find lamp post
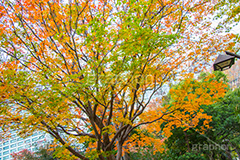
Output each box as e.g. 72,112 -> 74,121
213,51 -> 240,71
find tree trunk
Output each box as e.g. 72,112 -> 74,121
123,153 -> 130,160
116,142 -> 123,160
122,145 -> 130,160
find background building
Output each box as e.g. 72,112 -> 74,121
0,131 -> 48,160
224,59 -> 240,89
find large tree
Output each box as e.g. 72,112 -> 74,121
0,0 -> 237,159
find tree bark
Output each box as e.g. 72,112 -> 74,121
116,142 -> 123,160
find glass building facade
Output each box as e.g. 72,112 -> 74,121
0,131 -> 47,160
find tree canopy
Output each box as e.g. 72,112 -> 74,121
160,73 -> 240,160
0,0 -> 237,159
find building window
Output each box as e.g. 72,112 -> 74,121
32,132 -> 38,137
25,144 -> 30,148
3,146 -> 9,150
3,156 -> 9,160
10,139 -> 16,143
32,137 -> 38,142
25,139 -> 30,143
18,141 -> 24,146
39,135 -> 45,139
3,141 -> 9,145
11,144 -> 16,148
10,149 -> 17,153
17,137 -> 23,141
18,146 -> 23,151
3,150 -> 9,155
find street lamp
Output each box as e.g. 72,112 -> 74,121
213,51 -> 240,71
225,51 -> 240,59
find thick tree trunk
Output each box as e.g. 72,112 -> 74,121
108,154 -> 116,160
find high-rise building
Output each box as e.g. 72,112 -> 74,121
0,131 -> 47,160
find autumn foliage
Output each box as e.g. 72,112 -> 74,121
135,73 -> 228,153
0,0 -> 237,159
11,149 -> 35,160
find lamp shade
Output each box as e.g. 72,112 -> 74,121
225,51 -> 240,59
213,54 -> 235,71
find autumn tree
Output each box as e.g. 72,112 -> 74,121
0,0 -> 237,159
12,148 -> 59,160
12,143 -> 62,160
214,0 -> 240,31
213,0 -> 240,53
129,72 -> 228,156
159,73 -> 240,160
